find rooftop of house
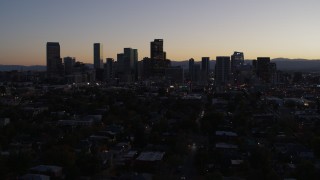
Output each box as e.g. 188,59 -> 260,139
136,151 -> 165,161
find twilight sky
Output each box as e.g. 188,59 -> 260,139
1,0 -> 320,65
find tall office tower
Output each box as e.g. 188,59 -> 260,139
142,57 -> 152,79
189,58 -> 195,81
133,49 -> 138,80
94,43 -> 103,69
201,57 -> 210,83
194,64 -> 201,83
46,42 -> 63,77
116,48 -> 138,82
124,48 -> 135,70
201,57 -> 210,73
151,39 -> 164,61
148,39 -> 170,80
269,62 -> 277,84
165,66 -> 184,83
105,58 -> 114,81
231,51 -> 244,72
256,57 -> 271,83
231,51 -> 244,83
63,57 -> 76,75
143,39 -> 170,79
215,56 -> 231,85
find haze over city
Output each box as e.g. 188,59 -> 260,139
1,0 -> 320,65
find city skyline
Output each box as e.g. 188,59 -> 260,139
1,0 -> 320,65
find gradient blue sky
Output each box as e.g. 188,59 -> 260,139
1,0 -> 320,65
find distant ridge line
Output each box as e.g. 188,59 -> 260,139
1,58 -> 320,71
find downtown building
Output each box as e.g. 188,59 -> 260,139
188,58 -> 202,85
189,58 -> 195,82
253,57 -> 277,84
165,66 -> 184,84
151,39 -> 166,61
231,51 -> 244,84
93,43 -> 104,69
116,48 -> 138,82
215,56 -> 231,86
104,58 -> 115,82
46,42 -> 64,78
201,57 -> 210,84
63,57 -> 76,75
94,43 -> 107,81
46,42 -> 95,84
142,39 -> 170,80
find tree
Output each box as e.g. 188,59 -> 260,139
6,151 -> 33,177
205,171 -> 223,180
311,136 -> 320,158
295,160 -> 316,180
200,112 -> 224,135
249,147 -> 271,171
42,145 -> 76,168
76,153 -> 102,176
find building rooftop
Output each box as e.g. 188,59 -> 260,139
20,174 -> 50,180
215,143 -> 238,149
29,165 -> 62,174
216,131 -> 238,137
136,151 -> 165,161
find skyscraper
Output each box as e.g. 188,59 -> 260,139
63,56 -> 75,75
151,39 -> 164,61
231,52 -> 244,72
215,56 -> 231,85
105,58 -> 114,81
94,43 -> 103,69
201,57 -> 210,73
269,62 -> 277,84
165,66 -> 184,83
133,49 -> 138,80
231,51 -> 244,83
189,58 -> 195,81
116,48 -> 138,82
124,48 -> 134,70
256,57 -> 271,83
46,42 -> 63,77
143,39 -> 170,79
201,57 -> 210,83
194,64 -> 201,83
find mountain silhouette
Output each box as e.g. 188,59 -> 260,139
1,58 -> 320,72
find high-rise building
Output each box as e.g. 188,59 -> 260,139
116,53 -> 125,78
116,48 -> 138,82
105,58 -> 114,81
124,48 -> 134,70
231,52 -> 244,72
141,57 -> 152,79
142,39 -> 170,79
165,66 -> 184,83
63,57 -> 75,75
215,56 -> 231,85
151,39 -> 165,61
189,58 -> 195,81
193,64 -> 201,84
256,57 -> 271,83
201,57 -> 210,83
46,42 -> 63,77
133,49 -> 138,80
269,62 -> 277,84
94,43 -> 103,69
231,51 -> 244,83
201,57 -> 210,74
